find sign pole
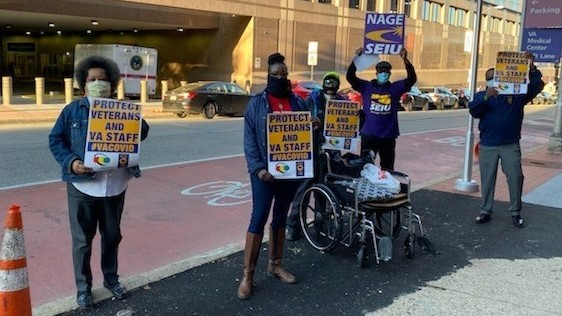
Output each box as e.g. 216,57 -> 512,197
547,56 -> 562,153
455,0 -> 483,192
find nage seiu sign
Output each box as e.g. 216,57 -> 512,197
84,97 -> 143,171
363,13 -> 405,55
267,112 -> 314,179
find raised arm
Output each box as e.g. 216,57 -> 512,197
400,48 -> 417,91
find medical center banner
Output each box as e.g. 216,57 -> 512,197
267,112 -> 314,179
323,100 -> 361,154
84,97 -> 142,171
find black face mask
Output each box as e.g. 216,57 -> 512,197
266,76 -> 291,98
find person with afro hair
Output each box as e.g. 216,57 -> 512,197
49,55 -> 149,309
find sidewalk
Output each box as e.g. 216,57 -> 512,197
0,97 -> 176,125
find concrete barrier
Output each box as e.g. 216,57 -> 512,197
2,76 -> 12,105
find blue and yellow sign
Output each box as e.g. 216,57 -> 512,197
323,100 -> 361,154
84,97 -> 142,171
267,112 -> 314,179
494,51 -> 530,95
364,13 -> 405,55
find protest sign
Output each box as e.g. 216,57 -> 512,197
84,97 -> 142,171
267,112 -> 314,179
493,51 -> 530,95
363,13 -> 405,55
323,100 -> 361,154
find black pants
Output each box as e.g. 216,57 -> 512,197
361,135 -> 396,171
67,183 -> 125,292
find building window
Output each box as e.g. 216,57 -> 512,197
422,1 -> 430,21
367,0 -> 376,12
447,7 -> 456,25
404,0 -> 412,17
448,6 -> 467,27
390,0 -> 398,12
456,9 -> 466,27
349,0 -> 360,9
318,0 -> 332,3
430,2 -> 441,22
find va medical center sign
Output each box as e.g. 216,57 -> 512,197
363,13 -> 405,55
520,0 -> 561,63
521,29 -> 561,62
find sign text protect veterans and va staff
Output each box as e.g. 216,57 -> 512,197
84,97 -> 142,171
494,51 -> 530,95
267,112 -> 314,179
323,100 -> 361,154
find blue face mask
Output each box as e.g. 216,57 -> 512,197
377,72 -> 390,84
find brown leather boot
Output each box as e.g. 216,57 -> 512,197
268,227 -> 297,284
237,232 -> 263,299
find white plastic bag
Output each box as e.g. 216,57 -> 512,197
360,163 -> 401,194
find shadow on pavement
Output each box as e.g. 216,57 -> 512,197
58,189 -> 562,316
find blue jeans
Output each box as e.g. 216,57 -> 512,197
247,173 -> 300,234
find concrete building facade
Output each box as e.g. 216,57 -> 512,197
0,0 -> 555,94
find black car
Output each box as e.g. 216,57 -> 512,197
400,86 -> 431,111
162,81 -> 253,119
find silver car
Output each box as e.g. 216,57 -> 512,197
419,86 -> 459,110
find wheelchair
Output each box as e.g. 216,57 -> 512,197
298,150 -> 434,268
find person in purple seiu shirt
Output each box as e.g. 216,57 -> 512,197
346,47 -> 417,170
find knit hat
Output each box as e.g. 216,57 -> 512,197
375,61 -> 392,72
323,71 -> 340,82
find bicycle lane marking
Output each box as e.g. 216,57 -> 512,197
180,181 -> 252,206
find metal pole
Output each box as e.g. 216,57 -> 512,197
455,0 -> 484,192
310,65 -> 314,81
547,56 -> 562,153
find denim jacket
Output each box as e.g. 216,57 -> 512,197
49,97 -> 149,182
243,91 -> 308,176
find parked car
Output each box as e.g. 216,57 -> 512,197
400,86 -> 431,111
292,80 -> 323,99
531,91 -> 558,104
338,87 -> 362,105
419,86 -> 459,110
162,81 -> 253,119
451,88 -> 470,108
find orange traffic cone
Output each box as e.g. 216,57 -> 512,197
0,204 -> 32,316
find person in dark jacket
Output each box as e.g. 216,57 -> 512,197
285,71 -> 347,241
346,47 -> 416,171
469,52 -> 544,228
49,56 -> 149,309
238,53 -> 308,300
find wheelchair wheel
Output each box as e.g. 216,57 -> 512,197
404,233 -> 416,259
299,184 -> 341,252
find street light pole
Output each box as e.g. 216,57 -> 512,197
455,2 -> 504,192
